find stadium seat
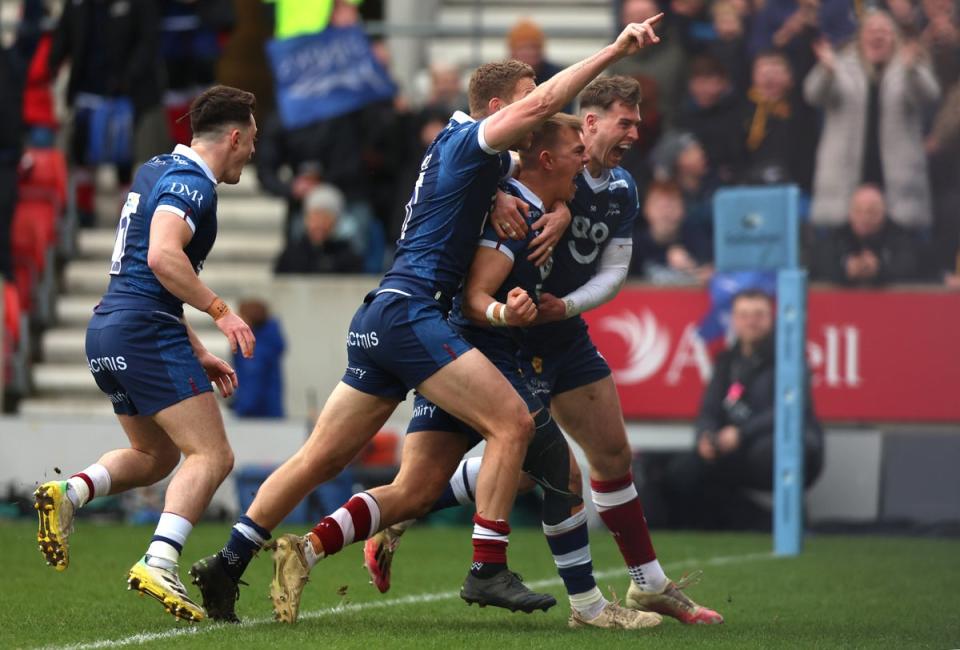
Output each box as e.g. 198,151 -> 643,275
11,199 -> 58,324
19,147 -> 68,210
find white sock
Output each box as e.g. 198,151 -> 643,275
570,587 -> 607,620
303,534 -> 324,569
66,463 -> 112,508
145,512 -> 193,570
450,457 -> 482,505
628,559 -> 668,592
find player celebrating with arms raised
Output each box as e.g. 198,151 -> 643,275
33,86 -> 258,621
191,16 -> 664,623
366,76 -> 724,626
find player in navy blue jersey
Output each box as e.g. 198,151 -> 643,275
364,76 -> 725,627
524,76 -> 723,625
258,116 -> 659,630
33,86 -> 258,622
193,16 -> 666,624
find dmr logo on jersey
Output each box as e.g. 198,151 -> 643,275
169,182 -> 203,206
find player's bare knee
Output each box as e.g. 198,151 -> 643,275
153,447 -> 182,481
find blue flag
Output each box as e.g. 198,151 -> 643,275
267,26 -> 397,130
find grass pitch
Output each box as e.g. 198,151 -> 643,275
1,521 -> 957,649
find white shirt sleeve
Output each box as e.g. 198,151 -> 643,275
561,238 -> 633,317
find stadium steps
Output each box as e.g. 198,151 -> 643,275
20,169 -> 285,415
427,0 -> 613,68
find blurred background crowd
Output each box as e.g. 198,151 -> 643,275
2,0 -> 958,288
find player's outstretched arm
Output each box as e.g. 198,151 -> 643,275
463,246 -> 536,327
147,210 -> 256,358
482,14 -> 663,153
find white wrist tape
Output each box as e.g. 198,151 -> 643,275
485,301 -> 508,326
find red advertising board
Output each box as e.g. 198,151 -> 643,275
583,286 -> 960,422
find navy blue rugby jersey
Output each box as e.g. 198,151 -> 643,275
379,111 -> 514,302
96,144 -> 218,316
528,166 -> 638,344
448,177 -> 552,348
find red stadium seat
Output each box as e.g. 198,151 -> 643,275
19,147 -> 68,211
3,282 -> 20,347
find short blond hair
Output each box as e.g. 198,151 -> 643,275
519,113 -> 583,168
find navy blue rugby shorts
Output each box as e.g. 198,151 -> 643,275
85,309 -> 211,416
341,289 -> 473,401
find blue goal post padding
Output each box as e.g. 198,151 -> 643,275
713,185 -> 806,556
714,185 -> 800,272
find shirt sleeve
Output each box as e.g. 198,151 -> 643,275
443,120 -> 501,178
154,171 -> 215,236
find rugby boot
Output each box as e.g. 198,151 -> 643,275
460,569 -> 557,613
625,571 -> 724,625
127,557 -> 205,621
268,534 -> 311,623
569,600 -> 663,630
189,554 -> 242,623
34,481 -> 75,571
363,524 -> 406,593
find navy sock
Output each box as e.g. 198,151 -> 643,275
428,484 -> 461,514
218,515 -> 270,582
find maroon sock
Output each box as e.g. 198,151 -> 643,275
471,514 -> 510,576
591,473 -> 657,566
309,493 -> 380,556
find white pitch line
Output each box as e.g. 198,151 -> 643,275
40,550 -> 775,650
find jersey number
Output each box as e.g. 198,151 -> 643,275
110,192 -> 141,275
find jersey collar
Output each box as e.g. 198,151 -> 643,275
450,110 -> 474,124
507,178 -> 545,212
173,144 -> 218,184
581,166 -> 611,193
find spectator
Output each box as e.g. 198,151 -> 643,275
274,184 -> 364,274
920,0 -> 960,88
266,0 -> 361,40
48,0 -> 162,227
611,0 -> 688,129
927,80 -> 960,281
749,0 -> 856,62
630,180 -> 712,285
643,289 -> 824,530
0,2 -> 40,281
159,0 -> 236,145
231,299 -> 286,418
420,61 -> 467,113
809,184 -> 924,285
740,50 -> 818,190
506,19 -> 563,83
708,0 -> 750,94
651,130 -> 717,237
677,55 -> 743,184
804,9 -> 941,231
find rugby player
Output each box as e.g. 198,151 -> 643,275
262,115 -> 660,628
190,17 -> 664,623
364,76 -> 724,625
33,86 -> 258,621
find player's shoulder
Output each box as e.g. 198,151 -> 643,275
608,166 -> 638,193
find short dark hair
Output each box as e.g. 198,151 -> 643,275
732,288 -> 774,307
468,60 -> 536,117
580,75 -> 642,112
519,113 -> 582,168
644,179 -> 682,200
688,55 -> 729,80
189,85 -> 256,137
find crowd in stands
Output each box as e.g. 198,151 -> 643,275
2,1 -> 959,406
